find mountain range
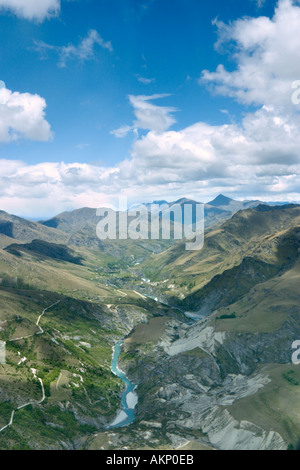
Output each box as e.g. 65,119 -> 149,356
0,196 -> 299,450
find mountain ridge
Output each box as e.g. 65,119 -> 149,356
1,200 -> 300,449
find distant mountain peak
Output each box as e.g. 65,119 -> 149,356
208,194 -> 234,207
152,200 -> 169,205
172,197 -> 198,205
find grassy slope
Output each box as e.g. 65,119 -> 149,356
0,288 -> 122,449
0,211 -> 68,246
100,206 -> 300,450
139,205 -> 300,306
228,364 -> 300,448
1,204 -> 300,449
213,257 -> 300,334
0,236 -> 183,449
204,257 -> 300,447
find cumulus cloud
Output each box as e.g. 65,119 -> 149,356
0,83 -> 52,142
0,160 -> 120,217
2,104 -> 300,217
1,1 -> 300,216
0,0 -> 60,21
115,104 -> 300,195
201,0 -> 300,107
34,29 -> 113,67
1,133 -> 299,219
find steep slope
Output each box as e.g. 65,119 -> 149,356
207,194 -> 262,212
0,289 -> 122,449
142,195 -> 262,228
40,207 -> 101,233
207,194 -> 234,207
183,223 -> 300,312
0,211 -> 68,246
5,240 -> 84,265
0,234 -> 184,449
111,255 -> 300,450
139,204 -> 300,307
38,196 -> 267,263
40,207 -> 174,264
1,203 -> 300,450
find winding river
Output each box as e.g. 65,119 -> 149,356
107,294 -> 202,429
108,341 -> 138,428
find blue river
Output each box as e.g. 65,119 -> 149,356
108,341 -> 138,428
108,306 -> 200,429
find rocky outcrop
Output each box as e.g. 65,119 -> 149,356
118,309 -> 300,450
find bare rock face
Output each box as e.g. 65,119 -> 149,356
118,310 -> 300,450
199,408 -> 285,450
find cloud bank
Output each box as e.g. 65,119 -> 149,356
1,0 -> 300,217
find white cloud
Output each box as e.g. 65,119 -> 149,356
0,0 -> 60,21
115,1 -> 299,203
129,94 -> 177,133
1,99 -> 300,216
0,84 -> 52,142
1,1 -> 300,216
2,104 -> 300,217
136,75 -> 156,85
117,104 -> 300,189
1,140 -> 299,219
76,143 -> 90,150
34,29 -> 113,67
201,0 -> 300,108
0,160 -> 120,218
110,125 -> 134,139
111,94 -> 177,138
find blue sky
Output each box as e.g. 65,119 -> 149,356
1,0 -> 263,165
0,0 -> 300,217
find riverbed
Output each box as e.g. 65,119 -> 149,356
108,341 -> 138,428
107,300 -> 201,429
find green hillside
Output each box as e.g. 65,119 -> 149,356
0,202 -> 300,450
139,204 -> 300,308
0,220 -> 184,449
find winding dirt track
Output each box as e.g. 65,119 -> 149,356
0,301 -> 60,434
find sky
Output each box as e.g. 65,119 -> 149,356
0,0 -> 300,217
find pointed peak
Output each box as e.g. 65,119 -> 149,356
208,194 -> 234,207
